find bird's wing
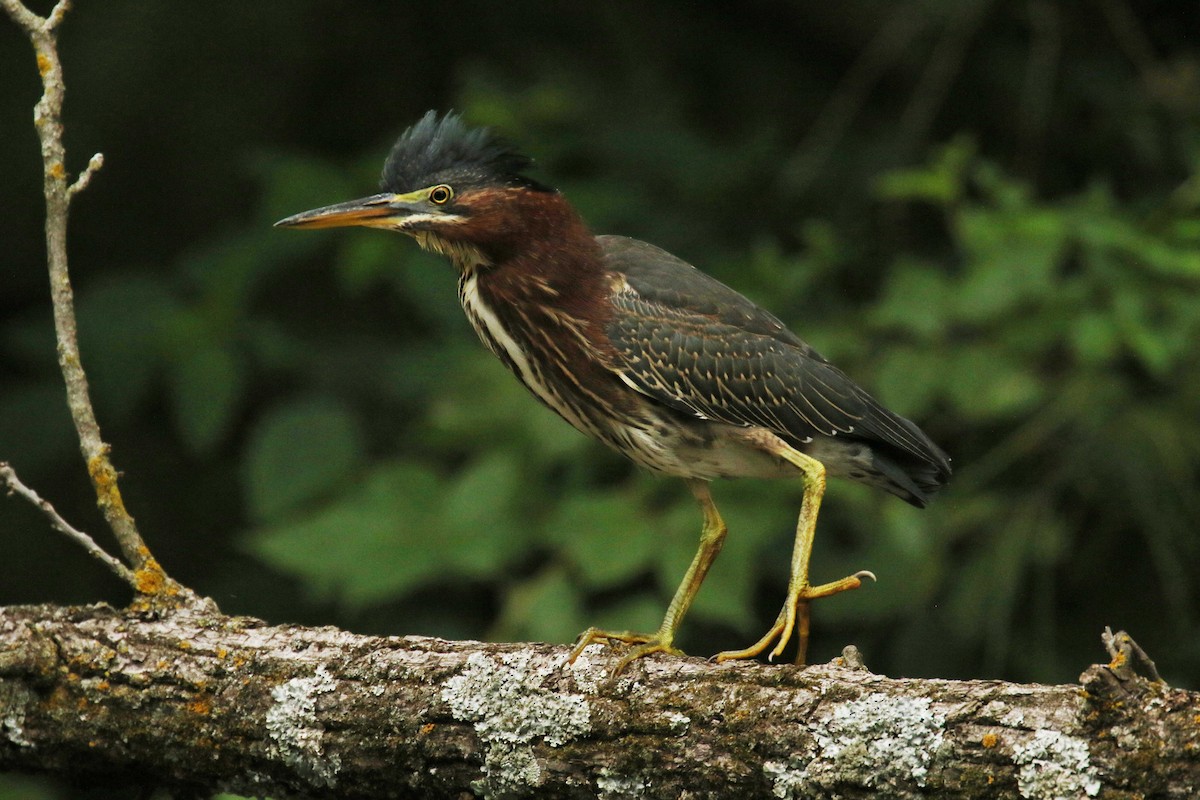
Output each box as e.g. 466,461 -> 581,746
599,235 -> 947,469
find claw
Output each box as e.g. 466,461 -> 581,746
769,601 -> 799,661
855,570 -> 877,583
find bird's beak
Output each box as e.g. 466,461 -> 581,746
274,193 -> 423,230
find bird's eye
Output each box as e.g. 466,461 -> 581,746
429,185 -> 454,204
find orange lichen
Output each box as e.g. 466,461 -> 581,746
87,453 -> 129,517
982,733 -> 999,748
49,162 -> 65,179
133,555 -> 180,598
188,697 -> 213,716
36,53 -> 51,76
421,723 -> 435,735
216,648 -> 229,659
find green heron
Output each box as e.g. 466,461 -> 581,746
277,111 -> 951,671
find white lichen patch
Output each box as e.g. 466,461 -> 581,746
1,685 -> 34,748
1001,707 -> 1028,728
663,710 -> 691,733
561,642 -> 628,695
597,767 -> 647,798
442,651 -> 592,797
771,692 -> 947,798
265,664 -> 341,788
764,759 -> 808,799
1012,729 -> 1101,799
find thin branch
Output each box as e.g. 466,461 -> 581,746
1015,0 -> 1061,180
782,2 -> 929,192
68,152 -> 104,197
0,462 -> 136,587
0,0 -> 39,31
44,0 -> 70,30
896,0 -> 992,158
2,0 -> 186,601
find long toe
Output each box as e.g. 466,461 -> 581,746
712,608 -> 788,663
800,569 -> 873,600
613,638 -> 685,675
569,627 -> 683,674
569,627 -> 650,662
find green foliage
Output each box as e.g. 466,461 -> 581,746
243,397 -> 365,521
862,141 -> 1200,676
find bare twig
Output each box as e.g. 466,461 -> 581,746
782,2 -> 929,192
3,0 -> 187,603
68,152 -> 105,197
1015,0 -> 1061,179
0,462 -> 136,587
895,0 -> 992,158
1102,626 -> 1164,684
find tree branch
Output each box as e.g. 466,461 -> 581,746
1,604 -> 1196,799
2,0 -> 190,606
0,463 -> 136,587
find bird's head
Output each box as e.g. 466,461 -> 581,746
275,111 -> 560,268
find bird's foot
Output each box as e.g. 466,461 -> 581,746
568,627 -> 684,675
713,569 -> 875,665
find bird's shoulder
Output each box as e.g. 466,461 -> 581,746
596,235 -> 818,356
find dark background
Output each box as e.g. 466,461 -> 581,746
3,1 -> 1199,795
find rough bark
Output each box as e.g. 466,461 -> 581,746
0,604 -> 1196,799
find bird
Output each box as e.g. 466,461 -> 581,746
276,111 -> 951,672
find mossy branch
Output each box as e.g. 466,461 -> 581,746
1,605 -> 1197,799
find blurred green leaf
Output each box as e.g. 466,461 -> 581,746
953,207 -> 1066,322
334,233 -> 402,296
243,396 -> 365,521
874,136 -> 975,203
440,452 -> 531,575
944,347 -> 1043,418
170,342 -> 244,455
75,273 -> 178,422
0,382 -> 77,472
1069,311 -> 1120,365
492,565 -> 586,644
546,489 -> 660,589
870,260 -> 950,339
871,345 -> 941,414
247,460 -> 442,606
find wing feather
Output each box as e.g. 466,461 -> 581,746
599,235 -> 950,478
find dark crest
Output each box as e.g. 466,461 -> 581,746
380,111 -> 551,194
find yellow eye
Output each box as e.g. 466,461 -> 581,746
429,184 -> 454,204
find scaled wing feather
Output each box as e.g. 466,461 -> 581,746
600,236 -> 946,471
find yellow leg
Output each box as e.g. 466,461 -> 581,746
569,479 -> 727,673
714,444 -> 874,665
